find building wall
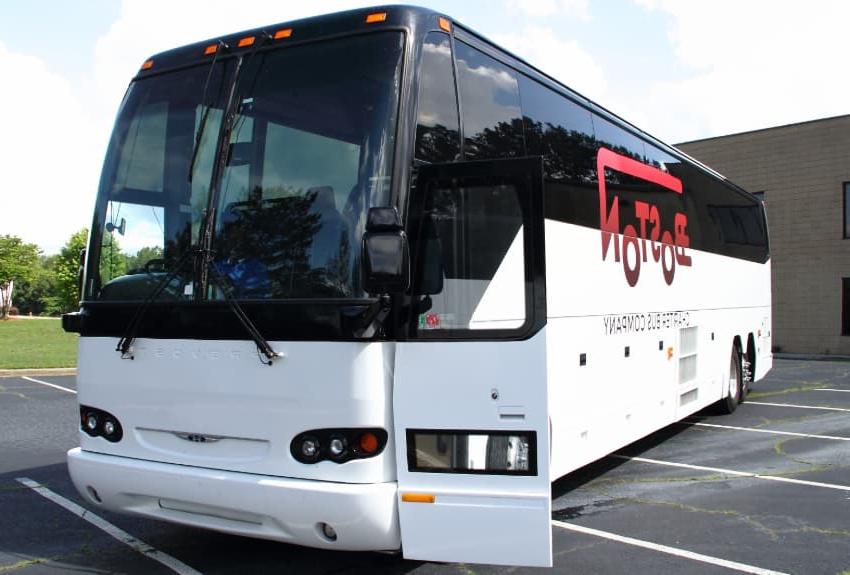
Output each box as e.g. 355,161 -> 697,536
677,116 -> 850,355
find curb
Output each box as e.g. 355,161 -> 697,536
774,354 -> 850,362
0,368 -> 76,378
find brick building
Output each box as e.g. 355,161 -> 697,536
677,115 -> 850,355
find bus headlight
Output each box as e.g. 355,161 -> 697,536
290,428 -> 387,464
300,436 -> 321,461
80,406 -> 123,442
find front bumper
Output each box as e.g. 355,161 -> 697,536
67,448 -> 400,551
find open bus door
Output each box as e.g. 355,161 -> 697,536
393,157 -> 551,567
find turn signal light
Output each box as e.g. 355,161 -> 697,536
140,59 -> 153,71
359,431 -> 379,454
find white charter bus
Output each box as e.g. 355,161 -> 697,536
63,6 -> 772,567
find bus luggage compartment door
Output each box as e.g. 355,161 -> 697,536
393,338 -> 551,567
393,158 -> 550,566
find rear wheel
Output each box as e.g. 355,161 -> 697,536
715,346 -> 743,414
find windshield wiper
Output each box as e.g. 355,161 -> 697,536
116,249 -> 194,359
188,41 -> 227,184
115,247 -> 280,365
207,261 -> 281,365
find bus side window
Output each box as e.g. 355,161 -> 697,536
414,32 -> 460,163
455,41 -> 523,160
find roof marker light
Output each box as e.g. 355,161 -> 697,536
204,44 -> 218,56
438,17 -> 451,32
365,12 -> 387,24
274,28 -> 293,40
140,59 -> 154,71
237,36 -> 256,48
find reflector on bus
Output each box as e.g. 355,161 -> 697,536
366,12 -> 387,23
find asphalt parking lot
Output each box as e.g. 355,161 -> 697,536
1,359 -> 848,574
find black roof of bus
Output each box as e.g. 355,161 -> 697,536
134,4 -> 752,201
135,5 -> 439,75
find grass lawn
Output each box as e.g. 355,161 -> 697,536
0,318 -> 78,368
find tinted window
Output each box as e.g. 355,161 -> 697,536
593,115 -> 645,162
455,42 -> 523,160
414,32 -> 460,163
412,182 -> 526,331
519,75 -> 597,228
210,32 -> 405,300
520,75 -> 595,182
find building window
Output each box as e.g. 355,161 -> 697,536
844,278 -> 850,336
844,182 -> 850,238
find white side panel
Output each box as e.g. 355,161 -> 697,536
543,221 -> 772,479
394,332 -> 551,567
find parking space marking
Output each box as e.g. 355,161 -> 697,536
747,401 -> 850,412
611,455 -> 850,492
814,388 -> 850,393
685,421 -> 850,441
15,478 -> 202,575
552,520 -> 788,575
21,376 -> 76,395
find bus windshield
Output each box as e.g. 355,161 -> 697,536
86,31 -> 404,302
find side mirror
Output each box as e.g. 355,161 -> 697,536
362,207 -> 409,295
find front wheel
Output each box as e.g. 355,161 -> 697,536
715,346 -> 743,414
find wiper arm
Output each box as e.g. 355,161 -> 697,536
116,249 -> 194,359
188,41 -> 227,184
207,261 -> 281,365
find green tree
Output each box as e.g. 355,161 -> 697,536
125,245 -> 164,273
0,235 -> 40,319
99,232 -> 127,282
54,229 -> 89,313
15,255 -> 59,316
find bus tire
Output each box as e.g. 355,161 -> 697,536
715,346 -> 742,415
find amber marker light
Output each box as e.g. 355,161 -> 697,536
401,493 -> 435,503
140,59 -> 154,71
358,431 -> 379,454
274,28 -> 293,40
204,44 -> 218,55
365,12 -> 387,23
438,17 -> 451,32
237,36 -> 256,48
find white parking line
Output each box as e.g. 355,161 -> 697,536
747,401 -> 850,413
686,421 -> 850,442
611,455 -> 850,492
552,520 -> 789,575
814,388 -> 850,393
21,376 -> 76,394
15,478 -> 202,575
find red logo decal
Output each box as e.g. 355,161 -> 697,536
597,147 -> 691,286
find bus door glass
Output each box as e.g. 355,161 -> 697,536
393,157 -> 551,567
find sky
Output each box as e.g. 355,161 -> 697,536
1,0 -> 848,254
